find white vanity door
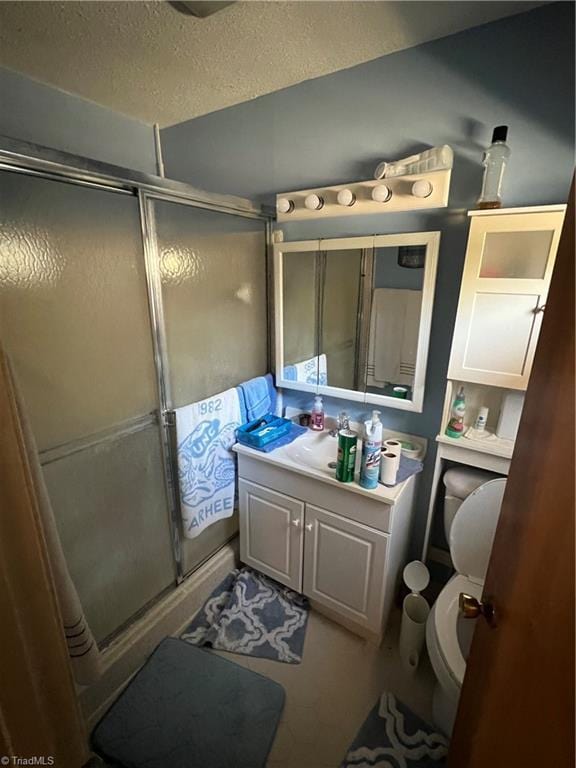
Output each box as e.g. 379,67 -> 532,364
448,209 -> 565,389
239,480 -> 304,591
303,504 -> 388,632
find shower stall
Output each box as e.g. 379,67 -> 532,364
0,137 -> 271,650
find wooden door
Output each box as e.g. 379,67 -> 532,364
239,479 -> 304,591
448,208 -> 565,389
303,503 -> 388,631
448,186 -> 574,767
0,346 -> 89,765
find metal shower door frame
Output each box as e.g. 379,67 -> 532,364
138,191 -> 272,582
0,136 -> 274,591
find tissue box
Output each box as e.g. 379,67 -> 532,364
236,414 -> 293,449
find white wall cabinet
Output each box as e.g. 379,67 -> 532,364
424,204 -> 566,567
236,447 -> 417,640
448,206 -> 565,389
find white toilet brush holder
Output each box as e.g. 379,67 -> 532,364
399,560 -> 430,674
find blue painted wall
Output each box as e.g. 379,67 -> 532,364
161,3 -> 573,555
162,4 -> 574,207
0,66 -> 157,173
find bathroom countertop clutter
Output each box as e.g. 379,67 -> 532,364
234,413 -> 426,506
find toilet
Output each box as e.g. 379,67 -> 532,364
442,466 -> 500,540
426,477 -> 507,735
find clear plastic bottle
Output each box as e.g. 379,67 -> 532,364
477,126 -> 511,209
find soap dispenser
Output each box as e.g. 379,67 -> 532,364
359,410 -> 383,489
310,395 -> 325,431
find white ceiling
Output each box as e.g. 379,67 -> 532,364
0,1 -> 545,127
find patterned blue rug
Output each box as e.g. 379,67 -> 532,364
341,692 -> 448,767
181,567 -> 309,663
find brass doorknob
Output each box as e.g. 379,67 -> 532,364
459,593 -> 496,626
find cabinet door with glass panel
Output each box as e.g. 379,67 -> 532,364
274,232 -> 440,412
448,207 -> 566,389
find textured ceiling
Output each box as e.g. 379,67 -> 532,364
0,1 -> 545,127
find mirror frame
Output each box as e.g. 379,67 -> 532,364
273,231 -> 440,413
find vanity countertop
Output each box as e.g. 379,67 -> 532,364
233,431 -> 421,505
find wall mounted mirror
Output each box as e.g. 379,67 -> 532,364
274,231 -> 440,412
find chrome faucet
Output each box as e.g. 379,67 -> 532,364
329,411 -> 350,437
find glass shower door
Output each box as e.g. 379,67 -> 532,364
151,199 -> 268,575
0,170 -> 176,644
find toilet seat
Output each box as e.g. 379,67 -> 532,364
428,479 -> 507,691
430,573 -> 482,688
449,479 -> 507,583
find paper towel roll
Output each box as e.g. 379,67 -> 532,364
380,451 -> 398,486
383,439 -> 402,472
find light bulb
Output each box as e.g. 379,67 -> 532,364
337,189 -> 356,207
412,180 -> 433,198
304,193 -> 324,211
277,198 -> 294,214
374,161 -> 388,180
372,184 -> 392,203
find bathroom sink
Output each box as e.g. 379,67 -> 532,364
283,430 -> 353,474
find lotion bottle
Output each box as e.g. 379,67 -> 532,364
310,395 -> 325,431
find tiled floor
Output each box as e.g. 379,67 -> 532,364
213,607 -> 437,768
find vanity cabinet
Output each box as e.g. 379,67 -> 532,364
236,443 -> 418,640
303,504 -> 388,630
239,481 -> 304,592
448,206 -> 565,389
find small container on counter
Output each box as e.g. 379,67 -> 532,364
336,430 -> 358,483
310,395 -> 325,431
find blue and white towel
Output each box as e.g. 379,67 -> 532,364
238,373 -> 277,423
283,353 -> 328,385
175,388 -> 242,540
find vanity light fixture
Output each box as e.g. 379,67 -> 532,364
412,180 -> 433,198
304,193 -> 324,211
277,198 -> 295,215
337,188 -> 356,207
372,184 -> 393,203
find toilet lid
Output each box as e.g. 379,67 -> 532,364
450,478 -> 506,583
433,574 -> 482,686
443,467 -> 499,499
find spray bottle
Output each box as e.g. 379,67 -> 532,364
360,410 -> 383,490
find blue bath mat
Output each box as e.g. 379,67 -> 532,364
181,567 -> 309,663
92,637 -> 284,768
341,692 -> 448,767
